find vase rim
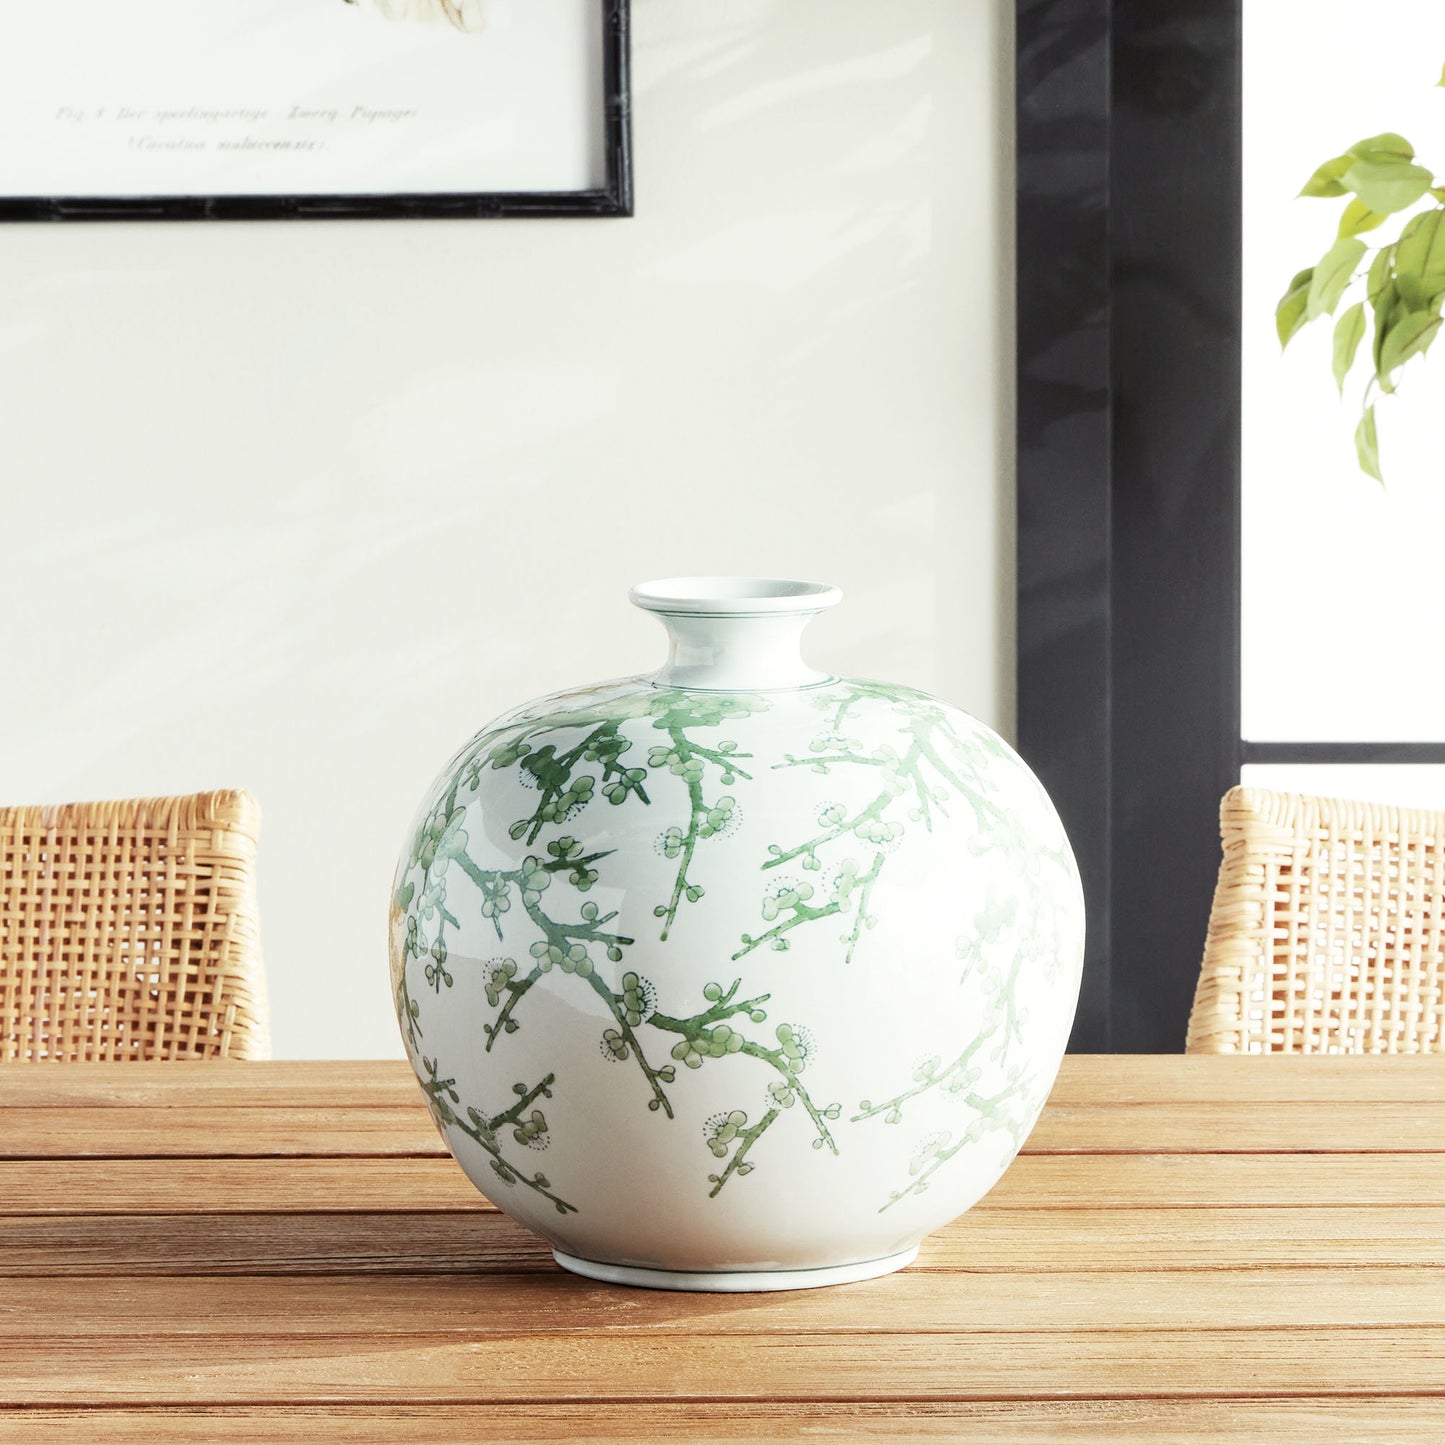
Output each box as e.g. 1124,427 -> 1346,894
630,576 -> 843,617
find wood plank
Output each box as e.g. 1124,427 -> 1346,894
936,1206 -> 1445,1272
0,1106 -> 444,1159
3,1328 -> 1444,1405
0,1056 -> 1439,1431
0,1156 -> 486,1214
4,1268 -> 1442,1338
6,1098 -> 1442,1159
4,1205 -> 1441,1277
2,1400 -> 1442,1445
1,1054 -> 1440,1113
3,1149 -> 1439,1217
0,1060 -> 423,1108
984,1153 -> 1445,1208
1025,1101 -> 1445,1153
0,1212 -> 551,1277
1048,1053 -> 1445,1104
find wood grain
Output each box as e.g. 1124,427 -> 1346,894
1,1053 -> 1440,1108
1,1400 -> 1441,1445
5,1098 -> 1442,1158
3,1205 -> 1442,1277
1047,1053 -> 1445,1104
3,1056 -> 1441,1440
2,1149 -> 1440,1216
4,1328 -> 1444,1405
0,1210 -> 549,1276
0,1060 -> 423,1108
5,1268 -> 1443,1337
1024,1101 -> 1445,1152
0,1156 -> 485,1214
0,1105 -> 442,1158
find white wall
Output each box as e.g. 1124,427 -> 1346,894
0,0 -> 1014,1058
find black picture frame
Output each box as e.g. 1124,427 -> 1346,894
1016,0 -> 1243,1051
0,0 -> 632,223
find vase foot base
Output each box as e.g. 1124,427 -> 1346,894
551,1245 -> 920,1292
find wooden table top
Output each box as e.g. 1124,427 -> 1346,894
0,1055 -> 1441,1442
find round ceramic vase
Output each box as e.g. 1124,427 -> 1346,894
390,578 -> 1084,1291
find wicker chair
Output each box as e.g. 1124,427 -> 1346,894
0,790 -> 269,1061
1186,786 -> 1445,1054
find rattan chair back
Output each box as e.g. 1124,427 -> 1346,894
0,790 -> 269,1061
1187,786 -> 1445,1053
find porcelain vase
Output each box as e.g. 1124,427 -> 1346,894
390,578 -> 1085,1290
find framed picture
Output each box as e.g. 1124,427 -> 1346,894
0,0 -> 631,221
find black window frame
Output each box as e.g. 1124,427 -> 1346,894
1016,0 -> 1243,1052
1017,0 -> 1445,1052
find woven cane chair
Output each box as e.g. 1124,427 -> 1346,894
0,790 -> 269,1061
1186,786 -> 1445,1054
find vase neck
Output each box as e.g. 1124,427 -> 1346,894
630,577 -> 842,693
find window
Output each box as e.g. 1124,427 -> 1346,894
1019,0 -> 1445,1050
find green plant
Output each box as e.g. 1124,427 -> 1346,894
1276,63 -> 1445,480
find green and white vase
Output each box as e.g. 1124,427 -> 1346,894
390,578 -> 1084,1290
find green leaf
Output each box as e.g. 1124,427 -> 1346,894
1307,237 -> 1367,318
1439,60 -> 1445,88
1337,198 -> 1389,238
1367,244 -> 1396,301
1347,132 -> 1416,164
1299,153 -> 1354,198
1371,280 -> 1403,386
1276,267 -> 1315,347
1378,307 -> 1442,381
1355,405 -> 1383,482
1341,157 -> 1435,215
1393,208 -> 1445,307
1332,302 -> 1367,393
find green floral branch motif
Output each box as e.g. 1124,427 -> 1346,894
650,718 -> 750,940
413,684 -> 765,941
852,903 -> 1044,1209
393,873 -> 464,1053
395,683 -> 854,1201
852,1030 -> 995,1128
469,952 -> 841,1195
479,951 -> 677,1118
416,1056 -> 577,1216
702,1107 -> 778,1197
396,686 -> 768,993
697,1017 -> 845,1199
448,842 -> 629,945
850,836 -> 1069,1211
598,974 -> 842,1193
878,1071 -> 1036,1213
395,956 -> 424,1056
501,720 -> 649,848
762,774 -> 904,870
648,988 -> 842,1174
395,796 -> 662,1112
733,852 -> 885,961
454,853 -> 680,1115
737,681 -> 1015,965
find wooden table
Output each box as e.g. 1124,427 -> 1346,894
0,1056 -> 1441,1442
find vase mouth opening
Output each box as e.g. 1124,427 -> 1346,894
630,576 -> 843,617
